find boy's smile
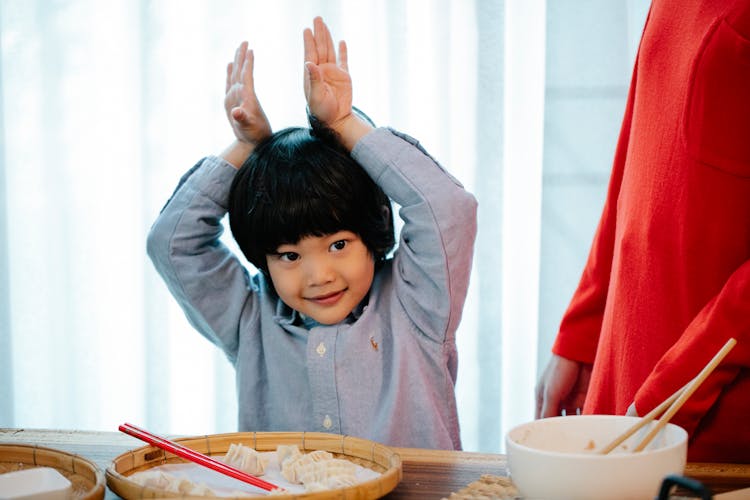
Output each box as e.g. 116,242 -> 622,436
266,230 -> 375,325
308,289 -> 345,305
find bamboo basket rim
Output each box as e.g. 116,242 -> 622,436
106,431 -> 402,499
0,442 -> 106,500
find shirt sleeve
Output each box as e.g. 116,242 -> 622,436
351,128 -> 478,344
633,259 -> 750,435
552,57 -> 640,364
146,156 -> 258,363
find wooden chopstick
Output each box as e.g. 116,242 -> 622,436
632,338 -> 736,452
599,338 -> 737,454
118,423 -> 281,492
597,379 -> 692,454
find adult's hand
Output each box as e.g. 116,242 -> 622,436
535,354 -> 592,418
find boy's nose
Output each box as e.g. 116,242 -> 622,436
305,258 -> 335,286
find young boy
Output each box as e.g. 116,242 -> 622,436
147,17 -> 477,450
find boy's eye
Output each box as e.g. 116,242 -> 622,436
330,240 -> 347,252
279,252 -> 299,262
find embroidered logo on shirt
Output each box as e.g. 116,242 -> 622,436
369,336 -> 379,351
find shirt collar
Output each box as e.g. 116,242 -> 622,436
273,295 -> 368,329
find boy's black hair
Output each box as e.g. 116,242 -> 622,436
228,126 -> 395,278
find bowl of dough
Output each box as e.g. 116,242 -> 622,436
505,415 -> 688,500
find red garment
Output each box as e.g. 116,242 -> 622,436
552,0 -> 750,462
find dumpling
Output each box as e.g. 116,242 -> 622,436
187,482 -> 217,496
276,444 -> 303,466
130,470 -> 217,496
223,443 -> 268,476
268,487 -> 292,496
324,470 -> 360,489
302,481 -> 329,492
165,475 -> 193,494
280,450 -> 333,483
276,446 -> 358,491
130,470 -> 173,489
297,458 -> 357,488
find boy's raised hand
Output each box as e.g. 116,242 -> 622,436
303,17 -> 352,127
303,17 -> 372,150
225,41 -> 272,148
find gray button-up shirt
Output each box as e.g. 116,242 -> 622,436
147,128 -> 477,449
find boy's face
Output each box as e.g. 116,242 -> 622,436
266,230 -> 375,325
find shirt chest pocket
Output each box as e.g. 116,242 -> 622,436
683,18 -> 750,178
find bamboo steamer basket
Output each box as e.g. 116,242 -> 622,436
0,443 -> 105,500
106,431 -> 402,499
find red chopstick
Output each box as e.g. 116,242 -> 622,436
118,422 -> 280,492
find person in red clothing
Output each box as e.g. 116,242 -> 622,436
535,0 -> 750,462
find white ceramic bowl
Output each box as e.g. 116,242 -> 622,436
505,415 -> 688,500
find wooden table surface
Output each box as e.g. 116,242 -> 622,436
2,428 -> 750,499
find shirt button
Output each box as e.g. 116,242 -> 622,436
316,342 -> 326,356
323,415 -> 332,429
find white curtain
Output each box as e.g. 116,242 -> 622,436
0,0 -> 648,453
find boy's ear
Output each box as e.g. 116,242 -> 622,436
380,204 -> 391,224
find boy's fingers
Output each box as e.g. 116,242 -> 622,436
313,16 -> 332,63
232,41 -> 247,83
313,17 -> 325,61
322,20 -> 336,64
305,61 -> 319,83
231,44 -> 240,82
237,42 -> 247,82
232,107 -> 251,126
225,62 -> 233,94
303,28 -> 317,64
304,62 -> 324,108
338,41 -> 348,72
242,49 -> 255,87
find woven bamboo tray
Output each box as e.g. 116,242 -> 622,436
0,443 -> 105,500
106,431 -> 402,499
